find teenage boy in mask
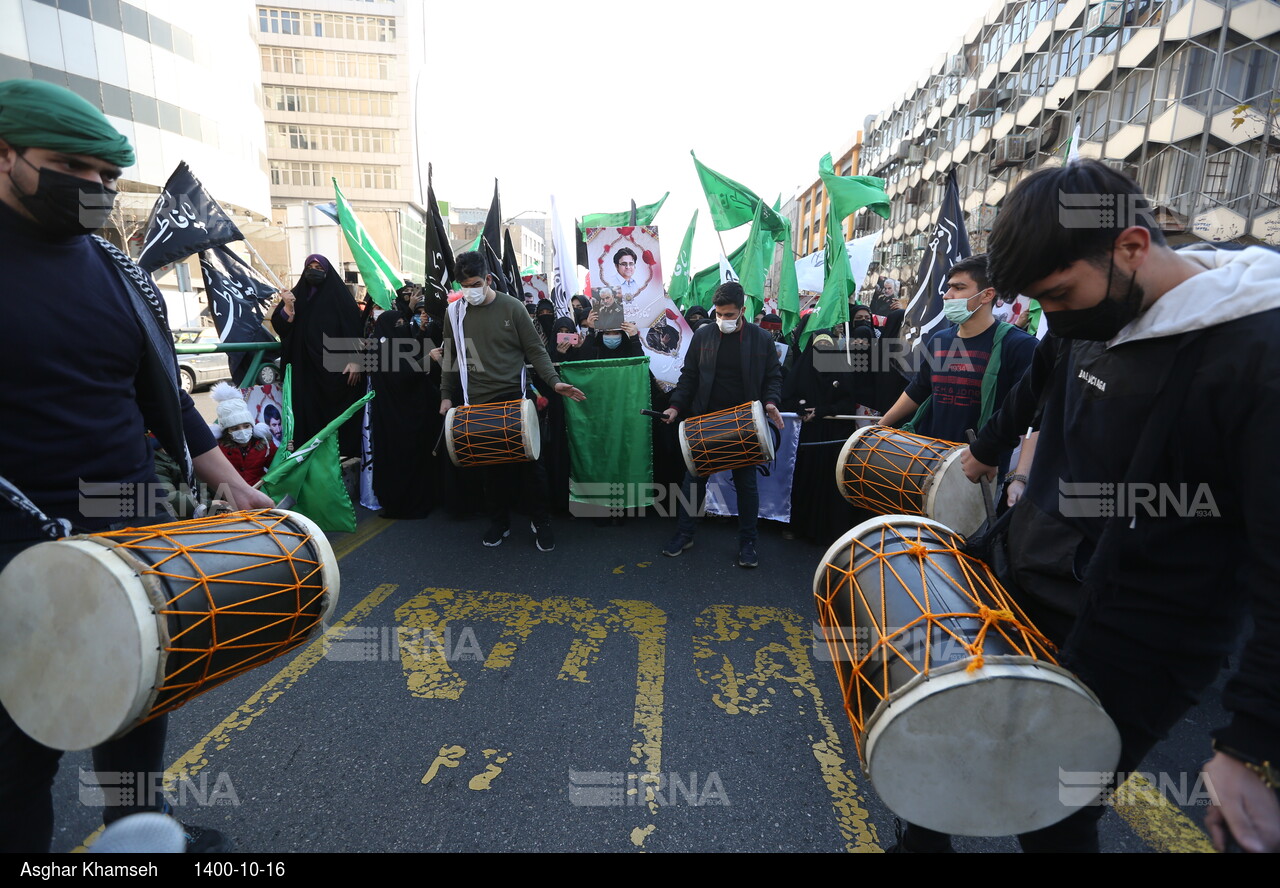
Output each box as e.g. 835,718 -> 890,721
876,255 -> 1036,470
660,282 -> 783,568
439,251 -> 585,551
0,78 -> 273,852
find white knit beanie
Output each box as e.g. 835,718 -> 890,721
210,382 -> 253,429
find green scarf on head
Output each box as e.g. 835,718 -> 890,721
0,79 -> 134,167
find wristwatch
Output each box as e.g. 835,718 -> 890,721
1212,740 -> 1280,789
1004,473 -> 1028,485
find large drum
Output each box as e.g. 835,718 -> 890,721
0,510 -> 339,751
835,425 -> 986,537
445,398 -> 541,468
813,516 -> 1120,836
679,401 -> 775,477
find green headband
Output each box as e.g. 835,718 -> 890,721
0,79 -> 134,168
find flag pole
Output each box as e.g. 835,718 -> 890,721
241,239 -> 288,291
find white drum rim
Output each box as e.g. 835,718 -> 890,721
833,423 -> 893,507
750,400 -> 776,463
862,656 -> 1121,836
677,418 -> 698,477
270,509 -> 340,625
521,398 -> 542,462
921,446 -> 987,538
443,406 -> 461,467
812,514 -> 958,600
0,539 -> 163,751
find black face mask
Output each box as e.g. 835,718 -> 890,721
303,268 -> 326,285
573,308 -> 588,324
1044,271 -> 1144,341
10,154 -> 116,236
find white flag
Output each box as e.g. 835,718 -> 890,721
549,194 -> 578,320
719,253 -> 739,283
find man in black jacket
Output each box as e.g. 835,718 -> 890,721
660,282 -> 783,568
958,161 -> 1280,853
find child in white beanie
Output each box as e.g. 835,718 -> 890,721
210,383 -> 277,486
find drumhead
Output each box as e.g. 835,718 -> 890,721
811,514 -> 955,601
0,540 -> 164,750
520,398 -> 542,461
749,401 -> 776,463
677,419 -> 698,477
863,657 -> 1122,836
922,447 -> 988,538
443,406 -> 461,468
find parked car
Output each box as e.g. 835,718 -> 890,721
172,328 -> 232,393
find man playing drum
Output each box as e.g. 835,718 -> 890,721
0,79 -> 274,852
959,160 -> 1280,853
661,282 -> 784,568
438,251 -> 586,552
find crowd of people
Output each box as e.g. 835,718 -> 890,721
0,76 -> 1274,854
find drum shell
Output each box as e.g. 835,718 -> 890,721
678,401 -> 775,477
445,398 -> 541,468
0,510 -> 338,751
835,426 -> 986,537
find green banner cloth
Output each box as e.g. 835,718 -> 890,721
559,357 -> 654,510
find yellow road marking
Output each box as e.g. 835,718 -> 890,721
1111,772 -> 1215,853
421,745 -> 467,785
693,605 -> 880,853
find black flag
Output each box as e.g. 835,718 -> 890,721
900,169 -> 970,370
424,164 -> 455,312
138,162 -> 243,272
480,179 -> 510,294
502,228 -> 523,300
574,219 -> 589,269
198,245 -> 277,379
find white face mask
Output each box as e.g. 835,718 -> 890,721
462,285 -> 487,306
717,316 -> 740,334
230,429 -> 253,444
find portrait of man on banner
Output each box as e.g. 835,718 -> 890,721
522,273 -> 549,305
584,226 -> 665,329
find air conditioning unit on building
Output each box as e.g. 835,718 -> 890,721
991,134 -> 1032,169
896,140 -> 913,161
1085,0 -> 1126,37
907,145 -> 925,164
970,88 -> 1015,114
913,233 -> 930,250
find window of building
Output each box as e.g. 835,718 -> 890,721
259,8 -> 301,35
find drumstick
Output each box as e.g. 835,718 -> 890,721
431,426 -> 446,457
639,409 -> 666,419
966,429 -> 997,524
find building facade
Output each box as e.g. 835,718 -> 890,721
858,0 -> 1279,285
0,0 -> 277,324
257,0 -> 425,283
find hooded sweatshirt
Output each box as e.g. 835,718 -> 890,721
971,245 -> 1280,765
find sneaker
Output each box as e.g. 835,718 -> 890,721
662,532 -> 694,557
884,819 -> 954,853
181,822 -> 229,853
531,520 -> 555,552
737,540 -> 758,568
482,521 -> 510,547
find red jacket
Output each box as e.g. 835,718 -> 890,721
220,438 -> 277,486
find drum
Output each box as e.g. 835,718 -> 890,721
0,510 -> 339,751
679,401 -> 775,477
813,516 -> 1120,836
835,425 -> 986,537
445,398 -> 541,468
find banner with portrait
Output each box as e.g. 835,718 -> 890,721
521,273 -> 549,305
584,226 -> 666,331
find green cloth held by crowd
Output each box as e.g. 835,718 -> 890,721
0,79 -> 134,167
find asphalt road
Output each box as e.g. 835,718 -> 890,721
45,507 -> 1229,853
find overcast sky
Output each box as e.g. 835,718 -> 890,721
414,0 -> 996,270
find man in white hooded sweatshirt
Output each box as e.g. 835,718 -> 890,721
951,160 -> 1280,853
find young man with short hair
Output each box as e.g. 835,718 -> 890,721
660,282 -> 783,568
439,251 -> 585,550
956,159 -> 1280,853
878,255 -> 1037,457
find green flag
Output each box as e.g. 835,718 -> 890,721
334,178 -> 404,309
800,210 -> 855,351
778,219 -> 800,336
691,151 -> 763,231
581,193 -> 669,228
668,210 -> 698,310
274,365 -> 295,465
733,196 -> 789,321
818,153 -> 891,222
558,357 -> 654,513
259,388 -> 375,533
691,240 -> 748,308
